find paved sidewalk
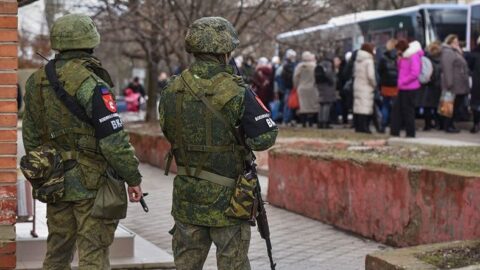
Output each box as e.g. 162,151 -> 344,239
122,163 -> 388,270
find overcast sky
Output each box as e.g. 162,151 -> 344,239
18,0 -> 100,38
18,0 -> 47,37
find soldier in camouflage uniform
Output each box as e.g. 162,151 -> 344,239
159,17 -> 278,270
22,14 -> 143,269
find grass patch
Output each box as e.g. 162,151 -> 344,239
416,243 -> 480,269
277,145 -> 480,176
126,122 -> 390,141
278,127 -> 389,141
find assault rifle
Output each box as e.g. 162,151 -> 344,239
230,57 -> 276,270
244,155 -> 276,270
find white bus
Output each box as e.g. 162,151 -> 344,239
276,4 -> 468,56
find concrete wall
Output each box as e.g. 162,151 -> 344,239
0,1 -> 17,268
268,149 -> 480,247
128,132 -> 177,173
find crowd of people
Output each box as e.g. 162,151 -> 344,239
239,34 -> 480,138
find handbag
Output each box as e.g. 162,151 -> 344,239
91,169 -> 128,219
438,90 -> 455,118
381,86 -> 398,97
287,87 -> 299,109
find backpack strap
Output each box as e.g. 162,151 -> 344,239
170,73 -> 245,187
44,60 -> 93,125
180,73 -> 244,145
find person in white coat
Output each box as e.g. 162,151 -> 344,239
353,43 -> 377,133
294,51 -> 319,127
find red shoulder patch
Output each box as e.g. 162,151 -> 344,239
101,88 -> 117,113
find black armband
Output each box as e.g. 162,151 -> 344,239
241,88 -> 277,138
92,85 -> 124,139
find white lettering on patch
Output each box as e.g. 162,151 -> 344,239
266,118 -> 276,127
111,119 -> 123,129
255,113 -> 270,122
99,113 -> 120,123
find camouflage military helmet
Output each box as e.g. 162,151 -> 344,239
185,17 -> 239,54
50,14 -> 100,51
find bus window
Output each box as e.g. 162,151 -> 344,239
428,9 -> 467,43
416,11 -> 426,46
471,5 -> 480,50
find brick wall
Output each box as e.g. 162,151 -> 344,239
0,1 -> 17,269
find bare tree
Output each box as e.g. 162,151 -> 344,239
91,0 -> 334,122
18,0 -> 39,7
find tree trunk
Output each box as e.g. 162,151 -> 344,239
145,56 -> 159,123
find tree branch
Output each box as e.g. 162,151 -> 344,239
18,0 -> 39,7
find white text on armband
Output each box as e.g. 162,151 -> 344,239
99,113 -> 120,123
255,113 -> 270,121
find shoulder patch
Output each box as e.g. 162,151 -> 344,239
242,87 -> 276,138
92,84 -> 123,139
99,86 -> 117,113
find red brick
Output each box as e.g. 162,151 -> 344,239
0,2 -> 18,14
0,16 -> 17,29
0,129 -> 15,141
0,143 -> 15,155
0,242 -> 15,255
0,72 -> 16,85
0,86 -> 15,98
0,185 -> 15,199
0,57 -> 16,69
0,200 -> 16,214
0,101 -> 16,113
0,114 -> 16,127
0,156 -> 15,169
0,253 -> 15,268
0,44 -> 16,57
0,171 -> 15,183
0,30 -> 16,42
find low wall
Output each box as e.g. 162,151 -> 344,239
127,130 -> 272,175
268,149 -> 480,247
128,132 -> 177,174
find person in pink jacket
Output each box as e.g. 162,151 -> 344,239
390,39 -> 423,137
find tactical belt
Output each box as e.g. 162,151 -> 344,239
176,166 -> 236,188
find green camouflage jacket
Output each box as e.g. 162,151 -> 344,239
23,51 -> 141,201
159,56 -> 278,227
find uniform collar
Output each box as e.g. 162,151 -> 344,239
190,57 -> 234,79
55,50 -> 95,61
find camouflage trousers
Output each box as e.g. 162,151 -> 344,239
171,220 -> 251,270
43,199 -> 118,270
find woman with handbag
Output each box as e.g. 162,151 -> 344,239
294,51 -> 319,127
440,34 -> 470,133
